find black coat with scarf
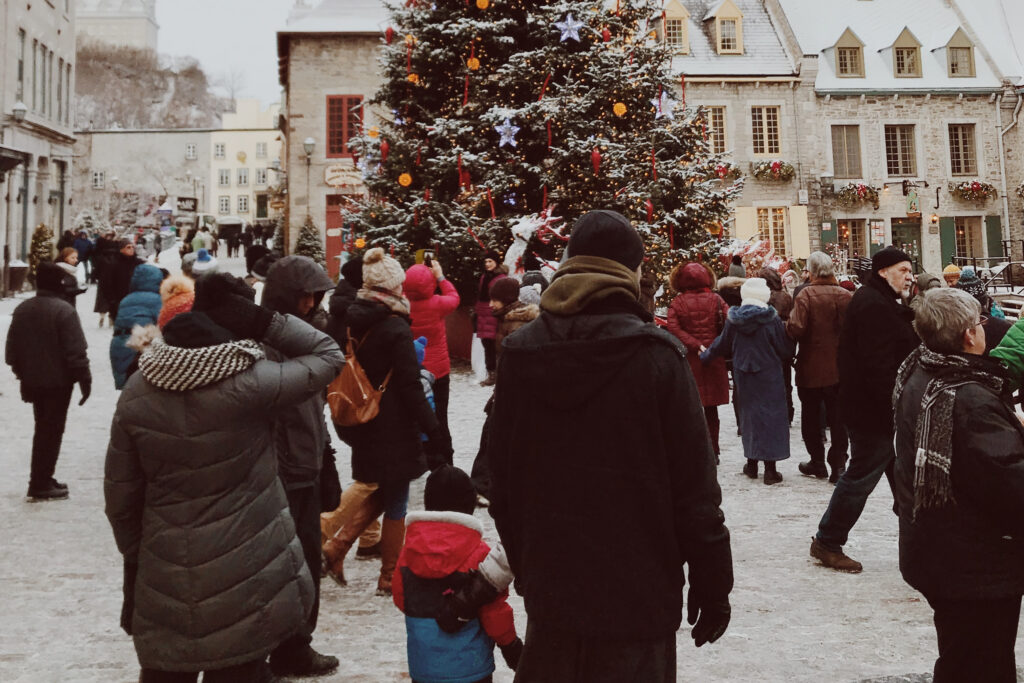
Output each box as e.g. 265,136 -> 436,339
336,298 -> 442,486
488,296 -> 733,639
894,354 -> 1024,600
838,274 -> 919,435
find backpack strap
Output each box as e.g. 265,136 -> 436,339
346,324 -> 395,393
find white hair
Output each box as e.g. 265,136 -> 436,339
807,251 -> 834,279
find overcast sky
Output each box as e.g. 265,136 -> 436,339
156,0 -> 292,107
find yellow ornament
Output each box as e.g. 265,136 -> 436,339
613,102 -> 627,116
405,34 -> 417,45
408,73 -> 420,84
367,126 -> 380,138
476,0 -> 489,8
467,57 -> 480,71
398,173 -> 413,187
354,238 -> 367,248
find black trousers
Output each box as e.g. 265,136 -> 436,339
481,338 -> 497,373
926,595 -> 1021,683
29,386 -> 73,488
139,659 -> 274,682
703,406 -> 720,456
514,621 -> 675,683
470,412 -> 493,497
273,482 -> 321,657
434,373 -> 452,462
797,384 -> 848,468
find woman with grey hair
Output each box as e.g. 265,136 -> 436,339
893,287 -> 1024,683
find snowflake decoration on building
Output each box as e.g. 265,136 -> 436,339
651,91 -> 678,120
554,13 -> 585,42
495,118 -> 521,147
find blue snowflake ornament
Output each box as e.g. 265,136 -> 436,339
555,13 -> 585,42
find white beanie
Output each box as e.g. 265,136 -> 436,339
362,247 -> 406,295
740,277 -> 771,308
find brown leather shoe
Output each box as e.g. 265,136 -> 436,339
810,537 -> 862,573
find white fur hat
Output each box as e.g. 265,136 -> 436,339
740,277 -> 771,308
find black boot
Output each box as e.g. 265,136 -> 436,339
27,482 -> 69,501
269,645 -> 339,678
742,459 -> 758,479
763,462 -> 783,485
798,459 -> 828,479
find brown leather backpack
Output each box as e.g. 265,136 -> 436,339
327,327 -> 392,426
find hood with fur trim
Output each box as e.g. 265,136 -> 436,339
159,274 -> 195,302
728,304 -> 779,334
401,511 -> 484,579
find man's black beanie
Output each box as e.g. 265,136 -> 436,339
871,246 -> 912,274
567,210 -> 645,270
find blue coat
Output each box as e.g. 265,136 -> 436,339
702,305 -> 794,462
109,264 -> 163,389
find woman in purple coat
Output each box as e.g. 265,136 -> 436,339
475,250 -> 507,387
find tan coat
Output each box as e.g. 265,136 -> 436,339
786,278 -> 852,388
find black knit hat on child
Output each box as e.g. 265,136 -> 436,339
425,466 -> 477,516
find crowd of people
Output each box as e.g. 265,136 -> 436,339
6,210 -> 1024,682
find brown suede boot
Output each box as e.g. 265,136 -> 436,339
376,518 -> 407,596
323,494 -> 384,586
810,537 -> 863,573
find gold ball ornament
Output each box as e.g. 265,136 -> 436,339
613,102 -> 627,117
405,34 -> 417,45
367,126 -> 380,138
476,0 -> 489,8
398,173 -> 413,187
467,57 -> 480,70
407,73 -> 420,84
355,238 -> 367,248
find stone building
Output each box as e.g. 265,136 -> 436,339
210,98 -> 282,223
1,0 -> 77,290
277,0 -> 387,278
75,0 -> 157,53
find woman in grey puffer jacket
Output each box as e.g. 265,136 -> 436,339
104,285 -> 345,682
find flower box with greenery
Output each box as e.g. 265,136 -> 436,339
751,160 -> 795,182
836,183 -> 879,208
707,162 -> 742,182
951,180 -> 998,203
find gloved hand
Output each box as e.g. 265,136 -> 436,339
424,432 -> 454,471
74,368 -> 92,406
499,637 -> 524,671
193,272 -> 256,310
320,443 -> 342,513
121,559 -> 138,635
204,294 -> 274,342
436,569 -> 500,634
687,588 -> 730,647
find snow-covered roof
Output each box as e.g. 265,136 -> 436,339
954,0 -> 1024,86
281,0 -> 388,35
672,0 -> 796,77
777,0 -> 1003,92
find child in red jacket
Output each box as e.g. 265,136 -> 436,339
393,466 -> 521,683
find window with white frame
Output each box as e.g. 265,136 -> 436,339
751,106 -> 780,155
237,168 -> 249,186
665,19 -> 686,51
884,125 -> 916,176
708,107 -> 727,155
92,171 -> 105,189
185,143 -> 197,160
948,124 -> 977,176
218,196 -> 230,214
757,207 -> 788,258
238,195 -> 249,213
719,19 -> 738,52
214,143 -> 226,159
255,168 -> 268,185
218,169 -> 231,187
256,142 -> 268,158
831,125 -> 862,178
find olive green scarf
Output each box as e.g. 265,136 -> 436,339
541,256 -> 641,316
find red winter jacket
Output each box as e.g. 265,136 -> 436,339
667,264 -> 730,407
404,265 -> 460,379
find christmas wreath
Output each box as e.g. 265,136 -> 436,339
951,180 -> 998,202
751,160 -> 795,182
836,183 -> 879,208
707,163 -> 743,182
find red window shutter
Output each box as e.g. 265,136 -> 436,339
326,95 -> 364,158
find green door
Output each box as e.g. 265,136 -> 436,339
892,218 -> 923,272
938,217 -> 956,268
985,215 -> 1003,259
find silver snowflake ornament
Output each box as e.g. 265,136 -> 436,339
652,92 -> 678,120
555,13 -> 585,42
495,118 -> 521,148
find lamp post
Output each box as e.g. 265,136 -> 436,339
303,137 -> 315,221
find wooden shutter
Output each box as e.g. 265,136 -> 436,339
789,206 -> 810,259
939,217 -> 956,268
985,215 -> 1003,260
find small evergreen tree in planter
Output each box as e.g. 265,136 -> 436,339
293,216 -> 325,268
28,223 -> 55,286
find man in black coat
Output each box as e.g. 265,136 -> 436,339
103,239 -> 145,321
810,247 -> 918,572
488,210 -> 733,681
5,263 -> 91,500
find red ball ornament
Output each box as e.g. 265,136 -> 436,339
385,26 -> 395,44
380,139 -> 390,162
602,27 -> 611,43
591,147 -> 602,175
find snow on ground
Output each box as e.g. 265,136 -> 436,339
0,248 -> 1022,682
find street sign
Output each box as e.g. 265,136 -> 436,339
325,164 -> 363,188
176,197 -> 198,212
269,199 -> 286,209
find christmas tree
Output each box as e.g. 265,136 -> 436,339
347,0 -> 740,297
293,215 -> 326,267
28,223 -> 55,286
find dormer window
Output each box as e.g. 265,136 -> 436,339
891,27 -> 922,78
663,0 -> 690,55
833,28 -> 865,78
705,0 -> 744,55
943,28 -> 976,77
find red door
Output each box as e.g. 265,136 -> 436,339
325,194 -> 358,279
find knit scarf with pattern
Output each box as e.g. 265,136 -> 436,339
139,337 -> 265,392
357,286 -> 411,316
893,345 -> 1006,519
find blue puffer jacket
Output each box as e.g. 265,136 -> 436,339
110,264 -> 163,389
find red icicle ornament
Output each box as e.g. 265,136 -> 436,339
602,27 -> 611,42
385,27 -> 395,44
645,199 -> 654,223
486,187 -> 496,218
380,139 -> 390,162
591,147 -> 601,175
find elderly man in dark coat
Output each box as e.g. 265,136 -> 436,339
104,281 -> 345,682
810,247 -> 918,572
894,288 -> 1024,683
489,210 -> 733,681
5,262 -> 91,501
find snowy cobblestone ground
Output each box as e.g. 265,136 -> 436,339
1,249 -> 1022,682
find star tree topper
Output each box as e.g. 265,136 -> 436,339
495,118 -> 521,147
555,13 -> 585,42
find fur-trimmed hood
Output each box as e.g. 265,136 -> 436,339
728,304 -> 779,333
402,511 -> 484,579
716,276 -> 745,292
498,301 -> 540,323
159,274 -> 195,302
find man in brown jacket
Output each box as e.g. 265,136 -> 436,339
786,252 -> 852,483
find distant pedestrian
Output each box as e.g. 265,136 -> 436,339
55,247 -> 87,306
727,254 -> 745,278
894,288 -> 1024,683
5,262 -> 91,501
191,248 -> 218,276
73,231 -> 94,282
702,277 -> 793,484
810,247 -> 917,572
475,251 -> 507,387
109,264 -> 164,390
93,230 -> 121,326
102,239 -> 145,322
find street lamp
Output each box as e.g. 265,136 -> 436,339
12,101 -> 27,122
303,138 -> 315,220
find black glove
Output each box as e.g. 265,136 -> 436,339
499,637 -> 524,671
121,559 -> 138,635
74,368 -> 92,406
424,432 -> 454,471
687,588 -> 731,647
320,443 -> 342,513
436,569 -> 500,634
204,294 -> 274,342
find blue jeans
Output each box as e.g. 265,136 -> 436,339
380,481 -> 410,521
815,428 -> 896,551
